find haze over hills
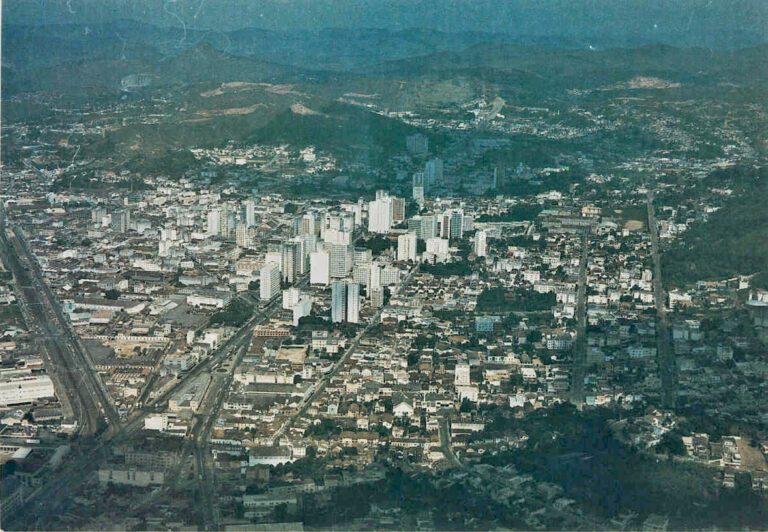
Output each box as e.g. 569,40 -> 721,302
4,17 -> 768,179
4,20 -> 768,103
6,0 -> 768,49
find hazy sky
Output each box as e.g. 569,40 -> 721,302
5,0 -> 767,46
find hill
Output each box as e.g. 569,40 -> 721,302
663,166 -> 768,287
249,101 -> 438,163
366,43 -> 768,89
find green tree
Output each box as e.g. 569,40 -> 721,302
655,431 -> 686,456
104,289 -> 120,300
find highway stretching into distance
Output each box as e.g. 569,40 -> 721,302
569,231 -> 590,407
647,191 -> 677,410
0,208 -> 301,530
1,205 -> 119,436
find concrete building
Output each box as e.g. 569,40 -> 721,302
282,287 -> 301,310
309,250 -> 330,285
368,195 -> 393,234
425,237 -> 450,262
474,229 -> 488,257
328,243 -> 352,279
235,223 -> 252,248
370,287 -> 385,309
281,241 -> 301,284
98,467 -> 164,487
299,212 -> 316,236
398,232 -> 418,262
260,262 -> 281,301
347,282 -> 360,324
408,215 -> 437,241
322,212 -> 354,245
242,200 -> 256,227
0,372 -> 55,406
111,209 -> 130,233
412,173 -> 425,206
331,281 -> 360,324
455,363 -> 471,386
331,281 -> 347,323
292,297 -> 312,326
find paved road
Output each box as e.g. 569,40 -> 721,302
647,192 -> 677,410
3,272 -> 296,531
193,338 -> 252,530
438,418 -> 465,469
569,231 -> 590,407
5,222 -> 366,529
0,208 -> 117,436
268,264 -> 420,445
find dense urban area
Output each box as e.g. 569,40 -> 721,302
2,7 -> 768,531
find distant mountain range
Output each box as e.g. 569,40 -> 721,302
3,17 -> 767,174
1,21 -> 530,73
3,20 -> 768,100
5,0 -> 767,50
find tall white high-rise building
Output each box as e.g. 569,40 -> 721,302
397,232 -> 418,262
438,212 -> 450,239
370,287 -> 384,309
412,173 -> 425,206
368,195 -> 393,234
281,241 -> 301,284
382,265 -> 401,286
310,250 -> 330,285
207,209 -> 221,236
159,226 -> 177,242
329,243 -> 352,278
353,262 -> 371,287
299,213 -> 316,236
421,215 -> 438,240
331,281 -> 360,324
322,212 -> 354,245
462,215 -> 474,234
331,281 -> 347,323
259,262 -> 280,301
235,223 -> 252,248
242,200 -> 256,227
426,237 -> 450,262
348,201 -> 364,226
450,209 -> 464,239
474,230 -> 488,257
295,234 -> 316,274
369,262 -> 383,291
352,247 -> 373,266
218,206 -> 235,239
111,209 -> 130,233
346,282 -> 360,324
265,251 -> 282,273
